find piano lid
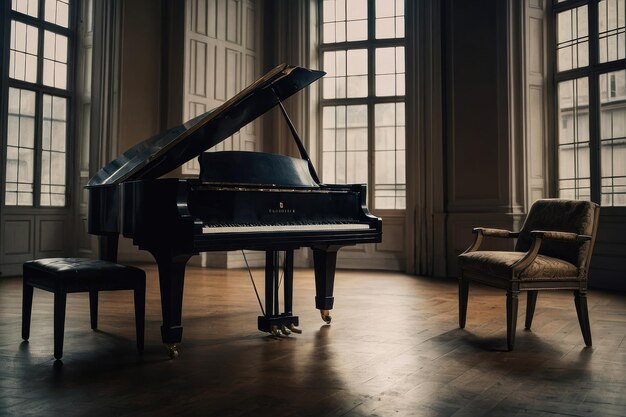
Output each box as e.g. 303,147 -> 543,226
87,64 -> 325,187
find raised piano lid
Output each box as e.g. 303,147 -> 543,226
86,64 -> 325,187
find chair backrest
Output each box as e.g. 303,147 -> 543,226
515,199 -> 600,271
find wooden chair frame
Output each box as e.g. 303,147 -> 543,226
458,204 -> 600,351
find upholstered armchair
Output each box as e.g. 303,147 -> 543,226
457,199 -> 600,351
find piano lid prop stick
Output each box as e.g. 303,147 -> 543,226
273,90 -> 321,184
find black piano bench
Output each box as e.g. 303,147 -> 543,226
21,258 -> 146,360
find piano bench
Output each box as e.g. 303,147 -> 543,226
21,258 -> 146,360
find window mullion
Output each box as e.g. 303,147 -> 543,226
31,2 -> 46,207
0,0 -> 8,206
588,0 -> 601,203
33,91 -> 43,207
367,0 -> 375,209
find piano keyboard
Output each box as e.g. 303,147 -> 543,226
202,223 -> 371,234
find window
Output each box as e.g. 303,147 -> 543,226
3,0 -> 74,207
554,0 -> 626,206
319,0 -> 406,210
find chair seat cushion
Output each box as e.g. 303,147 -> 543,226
458,251 -> 578,280
23,258 -> 145,292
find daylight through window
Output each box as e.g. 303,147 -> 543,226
320,0 -> 406,210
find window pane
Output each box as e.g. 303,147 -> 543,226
44,0 -> 70,28
375,103 -> 405,209
323,49 -> 367,98
375,47 -> 405,96
43,31 -> 69,89
375,0 -> 404,39
9,21 -> 39,83
322,105 -> 368,186
556,6 -> 589,72
322,0 -> 367,43
40,94 -> 68,207
557,78 -> 591,200
600,70 -> 626,206
5,88 -> 36,206
599,0 -> 626,63
12,0 -> 38,17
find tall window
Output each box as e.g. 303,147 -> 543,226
3,0 -> 74,206
554,0 -> 626,206
319,0 -> 406,210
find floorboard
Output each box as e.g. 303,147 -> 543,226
1,265 -> 626,416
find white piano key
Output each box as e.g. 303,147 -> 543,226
202,223 -> 371,234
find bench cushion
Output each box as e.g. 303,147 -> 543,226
23,258 -> 145,292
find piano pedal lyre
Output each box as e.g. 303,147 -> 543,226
258,250 -> 302,337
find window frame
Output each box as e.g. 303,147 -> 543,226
551,0 -> 626,208
0,0 -> 78,209
318,0 -> 407,213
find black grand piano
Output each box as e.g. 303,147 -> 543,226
86,64 -> 382,358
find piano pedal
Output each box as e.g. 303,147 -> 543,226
270,325 -> 282,337
289,323 -> 302,334
259,315 -> 300,336
320,309 -> 332,324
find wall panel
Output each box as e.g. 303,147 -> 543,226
183,0 -> 260,174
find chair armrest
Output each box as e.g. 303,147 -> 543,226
511,230 -> 592,275
463,228 -> 520,254
530,230 -> 592,242
473,227 -> 520,238
511,237 -> 543,273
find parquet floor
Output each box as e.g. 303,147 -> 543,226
1,265 -> 626,416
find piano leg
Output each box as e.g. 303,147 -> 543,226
284,250 -> 293,316
99,234 -> 119,262
151,251 -> 192,359
258,250 -> 300,335
265,251 -> 279,317
313,246 -> 341,324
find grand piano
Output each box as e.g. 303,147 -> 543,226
86,64 -> 382,358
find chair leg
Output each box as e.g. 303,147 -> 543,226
525,290 -> 538,330
53,292 -> 67,360
506,290 -> 519,351
458,278 -> 469,329
89,291 -> 98,330
574,290 -> 592,347
22,283 -> 34,341
134,285 -> 145,353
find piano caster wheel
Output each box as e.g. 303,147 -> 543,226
166,344 -> 179,359
320,310 -> 332,324
289,323 -> 303,334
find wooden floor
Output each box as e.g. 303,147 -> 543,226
1,265 -> 626,416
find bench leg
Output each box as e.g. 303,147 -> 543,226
54,292 -> 67,360
134,285 -> 145,353
89,291 -> 98,330
22,283 -> 34,341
